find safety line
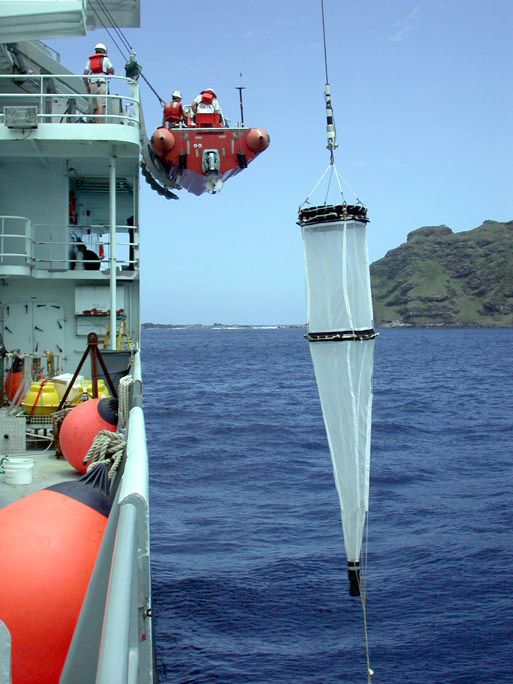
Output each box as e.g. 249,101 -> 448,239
357,512 -> 373,683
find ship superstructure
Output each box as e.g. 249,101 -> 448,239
0,1 -> 156,682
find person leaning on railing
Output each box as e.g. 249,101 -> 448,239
83,43 -> 114,122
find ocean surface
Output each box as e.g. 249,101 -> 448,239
143,327 -> 513,684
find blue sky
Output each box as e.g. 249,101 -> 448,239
50,0 -> 512,324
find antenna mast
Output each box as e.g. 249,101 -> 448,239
235,73 -> 246,126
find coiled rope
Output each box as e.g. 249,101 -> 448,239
83,429 -> 125,481
118,374 -> 134,427
82,372 -> 133,477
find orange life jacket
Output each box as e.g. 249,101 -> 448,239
163,100 -> 184,123
89,54 -> 105,74
201,91 -> 214,105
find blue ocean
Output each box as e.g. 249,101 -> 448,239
143,327 -> 513,684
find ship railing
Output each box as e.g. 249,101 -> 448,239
96,356 -> 153,683
0,216 -> 31,268
60,352 -> 154,684
0,218 -> 139,274
0,74 -> 139,127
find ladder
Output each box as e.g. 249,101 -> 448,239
103,319 -> 132,351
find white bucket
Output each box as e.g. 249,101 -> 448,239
1,458 -> 34,485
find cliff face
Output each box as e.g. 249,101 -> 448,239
370,220 -> 513,326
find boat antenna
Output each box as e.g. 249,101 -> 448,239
235,73 -> 246,126
321,0 -> 337,164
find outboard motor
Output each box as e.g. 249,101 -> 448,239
202,149 -> 223,194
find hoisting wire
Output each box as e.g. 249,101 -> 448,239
321,8 -> 372,681
89,1 -> 131,63
137,72 -> 165,106
93,0 -> 133,55
301,0 -> 365,208
321,0 -> 329,83
89,0 -> 166,105
321,0 -> 337,165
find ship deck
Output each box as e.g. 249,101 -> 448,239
0,408 -> 77,508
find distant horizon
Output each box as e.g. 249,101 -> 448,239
141,322 -> 306,328
141,322 -> 513,329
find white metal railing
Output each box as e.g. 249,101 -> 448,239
0,216 -> 31,266
0,218 -> 139,273
0,74 -> 139,126
96,372 -> 153,683
60,353 -> 153,683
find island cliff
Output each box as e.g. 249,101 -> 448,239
371,220 -> 513,327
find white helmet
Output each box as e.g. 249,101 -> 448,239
95,43 -> 107,52
172,90 -> 182,98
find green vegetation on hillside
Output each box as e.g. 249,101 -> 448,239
371,220 -> 513,327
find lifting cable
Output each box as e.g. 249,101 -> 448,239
300,0 -> 365,209
93,0 -> 133,55
89,0 -> 166,105
312,4 -> 373,681
321,0 -> 337,164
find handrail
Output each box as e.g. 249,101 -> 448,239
95,503 -> 138,684
0,218 -> 139,272
0,216 -> 31,265
96,399 -> 152,683
0,73 -> 139,127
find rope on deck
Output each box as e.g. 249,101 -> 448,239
84,430 -> 125,481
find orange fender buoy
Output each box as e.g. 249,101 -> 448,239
245,128 -> 270,153
59,398 -> 118,473
4,370 -> 24,403
0,470 -> 111,684
150,127 -> 175,156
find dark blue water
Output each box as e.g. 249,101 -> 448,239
143,327 -> 513,684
